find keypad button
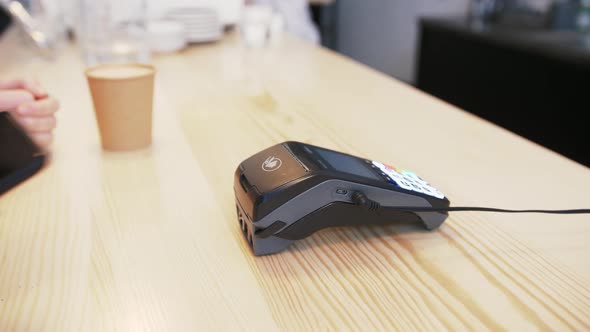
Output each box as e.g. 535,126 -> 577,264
396,180 -> 413,190
372,160 -> 445,199
432,189 -> 445,199
403,171 -> 429,185
386,170 -> 404,183
372,161 -> 385,169
420,186 -> 436,196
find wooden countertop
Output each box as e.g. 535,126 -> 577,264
1,29 -> 589,331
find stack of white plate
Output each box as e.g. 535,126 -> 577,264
147,21 -> 187,53
164,6 -> 222,43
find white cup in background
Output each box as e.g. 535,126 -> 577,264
240,4 -> 273,47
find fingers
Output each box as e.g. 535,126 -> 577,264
15,97 -> 60,117
10,97 -> 60,150
0,90 -> 35,111
0,79 -> 48,99
13,114 -> 57,133
11,114 -> 56,150
30,132 -> 54,148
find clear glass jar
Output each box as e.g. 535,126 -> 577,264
2,0 -> 67,59
77,0 -> 150,66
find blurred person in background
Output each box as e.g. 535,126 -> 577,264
0,79 -> 59,149
247,0 -> 319,43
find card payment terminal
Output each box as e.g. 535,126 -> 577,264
234,141 -> 449,255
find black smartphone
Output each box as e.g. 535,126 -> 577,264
0,112 -> 46,195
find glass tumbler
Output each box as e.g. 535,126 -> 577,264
78,0 -> 150,66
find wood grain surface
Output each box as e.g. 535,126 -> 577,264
1,28 -> 589,331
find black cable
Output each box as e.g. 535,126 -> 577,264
351,192 -> 590,215
380,206 -> 590,214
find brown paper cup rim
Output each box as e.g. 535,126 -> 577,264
85,63 -> 156,81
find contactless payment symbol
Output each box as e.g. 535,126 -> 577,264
262,156 -> 282,172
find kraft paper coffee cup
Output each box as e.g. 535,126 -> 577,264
85,64 -> 156,151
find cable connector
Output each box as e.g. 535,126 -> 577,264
351,191 -> 381,211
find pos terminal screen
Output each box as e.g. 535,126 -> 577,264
305,145 -> 382,181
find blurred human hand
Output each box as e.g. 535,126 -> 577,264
0,79 -> 59,149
